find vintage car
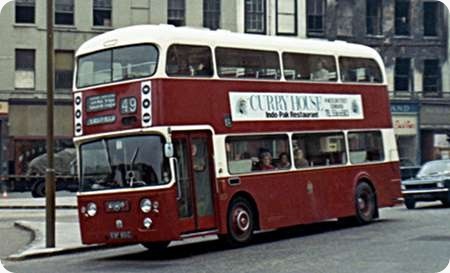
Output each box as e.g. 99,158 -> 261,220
401,159 -> 450,209
400,158 -> 421,180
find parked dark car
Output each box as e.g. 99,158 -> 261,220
400,158 -> 421,181
401,160 -> 450,209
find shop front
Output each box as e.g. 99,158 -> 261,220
391,102 -> 420,165
420,102 -> 450,161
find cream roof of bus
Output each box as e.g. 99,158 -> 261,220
77,24 -> 382,61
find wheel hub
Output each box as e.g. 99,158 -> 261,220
235,209 -> 250,232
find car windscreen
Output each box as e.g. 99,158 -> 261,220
417,160 -> 450,177
77,44 -> 158,88
79,135 -> 170,192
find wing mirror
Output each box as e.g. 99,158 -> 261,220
164,143 -> 174,158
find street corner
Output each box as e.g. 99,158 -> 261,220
0,259 -> 14,273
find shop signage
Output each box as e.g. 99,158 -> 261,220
392,116 -> 417,135
390,103 -> 418,113
229,92 -> 363,121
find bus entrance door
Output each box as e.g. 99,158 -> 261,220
173,132 -> 216,234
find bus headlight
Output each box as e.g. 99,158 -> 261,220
140,198 -> 152,213
86,202 -> 97,217
143,217 -> 153,229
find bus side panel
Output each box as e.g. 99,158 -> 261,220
217,163 -> 400,232
153,79 -> 393,134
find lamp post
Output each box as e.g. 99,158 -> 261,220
46,0 -> 55,248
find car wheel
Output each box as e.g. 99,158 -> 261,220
225,197 -> 255,246
404,198 -> 416,209
354,182 -> 377,224
440,199 -> 450,207
31,182 -> 45,198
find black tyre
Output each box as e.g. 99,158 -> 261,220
440,198 -> 450,207
354,182 -> 377,224
141,241 -> 170,252
404,198 -> 416,209
225,197 -> 255,246
31,182 -> 45,198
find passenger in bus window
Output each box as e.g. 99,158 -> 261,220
294,149 -> 309,168
277,152 -> 291,169
194,62 -> 212,76
191,144 -> 206,172
311,60 -> 329,81
258,152 -> 274,171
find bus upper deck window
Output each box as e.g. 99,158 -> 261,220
216,48 -> 281,80
339,57 -> 382,83
77,44 -> 158,88
283,53 -> 337,82
166,45 -> 213,77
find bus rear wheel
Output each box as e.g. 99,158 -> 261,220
225,197 -> 255,246
354,182 -> 377,224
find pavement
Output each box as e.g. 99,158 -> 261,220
0,195 -> 105,261
0,195 -> 214,261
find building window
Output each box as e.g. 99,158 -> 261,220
168,0 -> 185,27
394,58 -> 411,92
55,0 -> 74,25
395,0 -> 410,36
423,2 -> 438,37
276,0 -> 297,35
244,0 -> 266,34
203,0 -> 220,30
15,0 -> 35,24
93,0 -> 111,27
306,0 -> 325,36
55,51 -> 74,91
423,59 -> 441,95
15,49 -> 35,89
366,0 -> 382,35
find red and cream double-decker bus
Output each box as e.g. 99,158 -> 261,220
74,25 -> 401,249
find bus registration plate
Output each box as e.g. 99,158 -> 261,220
109,231 -> 133,240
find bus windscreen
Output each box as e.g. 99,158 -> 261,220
77,44 -> 158,88
79,135 -> 170,192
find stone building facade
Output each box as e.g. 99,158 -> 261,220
0,0 -> 448,175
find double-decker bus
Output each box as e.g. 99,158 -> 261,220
74,25 -> 401,249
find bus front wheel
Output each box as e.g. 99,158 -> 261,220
225,197 -> 255,246
141,241 -> 170,252
354,182 -> 377,224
